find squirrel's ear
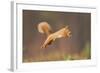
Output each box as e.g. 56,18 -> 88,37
65,25 -> 69,29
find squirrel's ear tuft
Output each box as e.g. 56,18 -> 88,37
65,25 -> 69,29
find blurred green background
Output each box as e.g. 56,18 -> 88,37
23,10 -> 91,62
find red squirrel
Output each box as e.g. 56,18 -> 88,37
37,22 -> 72,49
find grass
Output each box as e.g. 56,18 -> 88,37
23,42 -> 91,62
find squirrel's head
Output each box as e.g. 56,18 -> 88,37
64,26 -> 72,38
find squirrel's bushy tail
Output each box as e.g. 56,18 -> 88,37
37,22 -> 52,36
